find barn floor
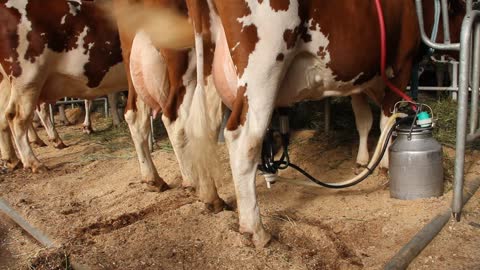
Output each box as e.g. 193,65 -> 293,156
1,110 -> 480,270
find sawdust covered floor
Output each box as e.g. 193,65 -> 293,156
1,111 -> 480,270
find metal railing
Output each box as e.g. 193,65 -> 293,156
453,9 -> 480,220
48,97 -> 108,124
416,0 -> 480,220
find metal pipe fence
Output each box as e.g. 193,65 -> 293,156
415,0 -> 480,220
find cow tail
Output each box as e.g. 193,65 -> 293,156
185,0 -> 223,190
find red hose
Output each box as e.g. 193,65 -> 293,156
374,0 -> 415,104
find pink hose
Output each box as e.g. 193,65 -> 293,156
374,0 -> 415,104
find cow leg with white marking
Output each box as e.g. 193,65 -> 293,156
82,100 -> 93,134
351,94 -> 373,174
115,13 -> 169,192
27,123 -> 47,147
224,94 -> 275,248
36,103 -> 67,149
125,93 -> 169,191
222,65 -> 283,248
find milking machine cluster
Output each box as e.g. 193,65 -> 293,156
259,101 -> 444,200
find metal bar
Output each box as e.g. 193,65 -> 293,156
54,97 -> 107,105
405,86 -> 480,91
104,99 -> 108,117
440,0 -> 452,44
385,177 -> 480,270
150,116 -> 155,142
0,198 -> 58,248
467,0 -> 473,13
406,86 -> 459,91
48,104 -> 54,125
415,0 -> 460,51
149,116 -> 155,153
470,24 -> 480,134
55,100 -> 85,105
452,61 -> 459,100
452,11 -> 480,221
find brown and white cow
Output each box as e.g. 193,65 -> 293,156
112,0 -> 225,203
112,0 -> 421,247
0,0 -> 167,190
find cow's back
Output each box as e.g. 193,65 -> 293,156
0,0 -> 125,102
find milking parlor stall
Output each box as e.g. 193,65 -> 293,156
1,0 -> 480,269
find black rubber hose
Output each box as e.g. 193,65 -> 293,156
286,117 -> 411,189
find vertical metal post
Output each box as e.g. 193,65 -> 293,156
324,98 -> 331,134
453,12 -> 480,221
451,61 -> 459,101
441,0 -> 452,44
104,98 -> 108,118
470,24 -> 480,134
48,104 -> 54,125
149,116 -> 155,152
467,0 -> 473,13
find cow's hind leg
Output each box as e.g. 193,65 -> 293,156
36,103 -> 67,149
125,98 -> 169,192
82,100 -> 93,134
223,68 -> 283,247
225,103 -> 273,248
351,94 -> 373,174
7,88 -> 46,172
27,122 -> 47,147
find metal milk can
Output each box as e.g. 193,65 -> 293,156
389,121 -> 444,200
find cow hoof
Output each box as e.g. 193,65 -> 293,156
183,185 -> 196,194
378,167 -> 389,178
54,142 -> 68,149
205,199 -> 234,214
182,179 -> 194,189
31,164 -> 48,173
252,230 -> 272,249
354,163 -> 367,175
142,179 -> 170,192
32,140 -> 47,147
6,160 -> 22,171
82,126 -> 93,134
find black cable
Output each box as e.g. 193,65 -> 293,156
266,116 -> 412,189
286,122 -> 397,188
